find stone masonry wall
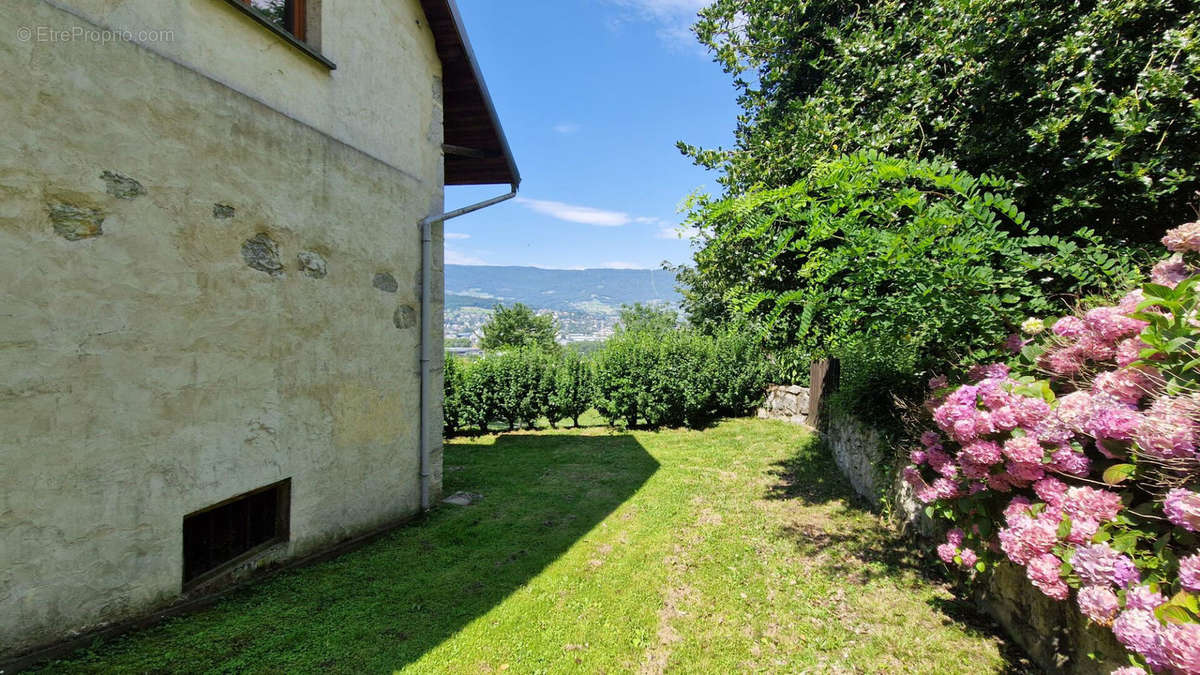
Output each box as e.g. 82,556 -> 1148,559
823,409 -> 1128,673
757,384 -> 811,425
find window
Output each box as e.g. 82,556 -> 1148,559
243,0 -> 306,41
223,0 -> 334,69
182,479 -> 291,585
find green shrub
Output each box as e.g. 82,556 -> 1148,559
593,332 -> 656,428
681,153 -> 1141,385
459,356 -> 500,433
709,328 -> 772,417
443,353 -> 466,435
643,331 -> 715,428
546,350 -> 594,428
594,328 -> 771,429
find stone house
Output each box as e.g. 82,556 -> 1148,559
0,0 -> 518,660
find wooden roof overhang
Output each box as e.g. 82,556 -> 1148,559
419,0 -> 521,187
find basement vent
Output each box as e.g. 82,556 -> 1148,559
182,479 -> 291,585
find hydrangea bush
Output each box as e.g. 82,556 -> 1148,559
906,221 -> 1200,674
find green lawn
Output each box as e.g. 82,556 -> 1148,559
34,418 -> 1023,673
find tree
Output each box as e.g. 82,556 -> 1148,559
682,0 -> 1200,244
479,303 -> 559,352
615,303 -> 678,335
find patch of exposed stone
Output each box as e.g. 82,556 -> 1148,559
297,250 -> 327,279
393,305 -> 417,330
100,171 -> 145,199
442,491 -> 483,506
48,202 -> 105,240
241,233 -> 284,277
212,203 -> 236,219
373,272 -> 398,293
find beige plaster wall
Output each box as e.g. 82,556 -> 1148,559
0,0 -> 444,656
38,0 -> 443,177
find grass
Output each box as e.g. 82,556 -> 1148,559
32,417 -> 1024,673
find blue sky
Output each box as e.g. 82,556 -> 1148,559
443,0 -> 739,270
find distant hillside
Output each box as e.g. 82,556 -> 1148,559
445,265 -> 680,314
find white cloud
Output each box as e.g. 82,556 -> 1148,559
606,0 -> 707,48
599,261 -> 645,269
634,216 -> 665,225
445,248 -> 487,265
553,122 -> 581,135
444,232 -> 471,240
516,197 -> 632,227
656,224 -> 699,239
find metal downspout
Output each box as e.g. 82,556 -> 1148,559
418,185 -> 517,511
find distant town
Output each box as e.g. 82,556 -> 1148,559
443,264 -> 681,354
445,307 -> 618,355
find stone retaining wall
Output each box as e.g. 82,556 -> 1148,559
823,409 -> 1129,674
757,384 -> 811,425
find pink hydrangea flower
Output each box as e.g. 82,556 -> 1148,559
1026,552 -> 1069,599
1004,496 -> 1032,524
1164,489 -> 1200,532
1164,623 -> 1200,673
1010,396 -> 1049,426
991,406 -> 1019,430
1093,368 -> 1155,405
1006,460 -> 1045,483
977,378 -> 1011,409
946,528 -> 965,547
1055,391 -> 1094,432
1124,585 -> 1166,611
999,514 -> 1059,565
928,374 -> 949,390
931,477 -> 960,500
1162,220 -> 1200,253
1063,486 -> 1123,524
1077,585 -> 1120,624
1053,316 -> 1087,338
1108,668 -> 1145,675
1084,306 -> 1147,344
1047,347 -> 1087,375
1113,609 -> 1167,669
1050,445 -> 1091,477
1034,416 -> 1074,444
909,449 -> 927,465
961,440 -> 1002,466
937,542 -> 957,564
959,548 -> 978,568
1180,554 -> 1200,592
1115,337 -> 1153,367
1086,401 -> 1142,442
1136,407 -> 1196,459
987,472 -> 1014,492
920,431 -> 940,447
1119,289 -> 1146,314
1072,543 -> 1139,588
1151,257 -> 1191,288
1066,517 -> 1099,545
1033,477 -> 1069,509
1003,436 -> 1045,464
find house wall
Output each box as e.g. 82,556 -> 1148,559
0,0 -> 445,656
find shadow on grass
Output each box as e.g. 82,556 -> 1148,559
764,436 -> 1036,673
34,433 -> 657,674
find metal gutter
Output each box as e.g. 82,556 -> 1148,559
417,184 -> 518,511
